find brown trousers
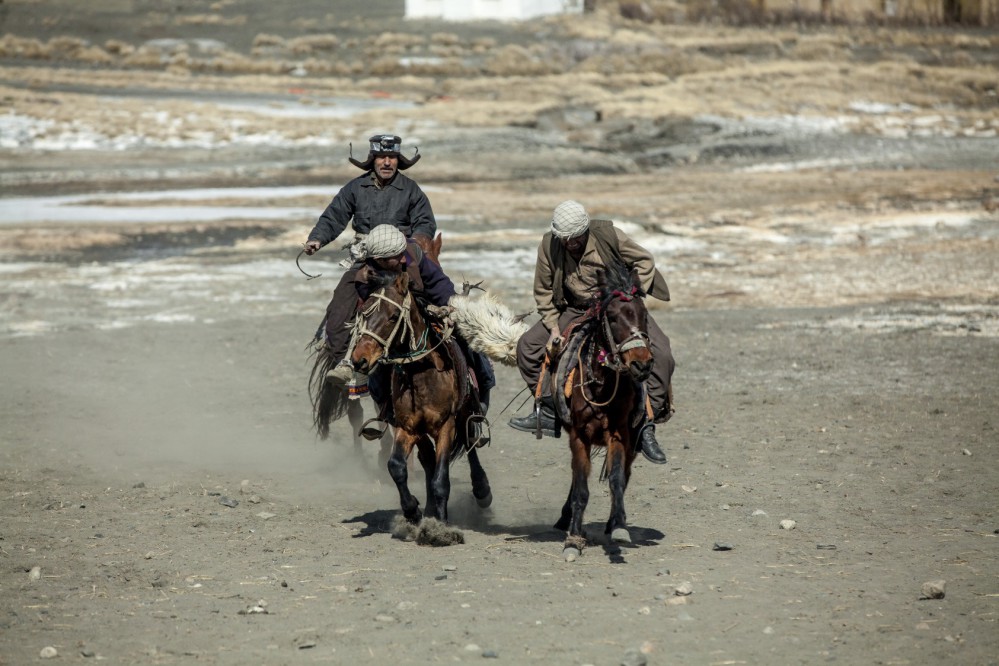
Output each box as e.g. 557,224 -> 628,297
323,265 -> 361,362
515,307 -> 675,420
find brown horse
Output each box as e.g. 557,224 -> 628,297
550,261 -> 654,560
350,268 -> 492,525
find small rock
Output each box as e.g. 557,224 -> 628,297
638,606 -> 651,615
674,581 -> 694,596
621,647 -> 648,666
665,596 -> 688,606
28,566 -> 41,581
763,626 -> 775,635
219,496 -> 238,508
442,564 -> 457,572
240,480 -> 251,494
920,580 -> 946,600
779,520 -> 797,530
256,512 -> 276,520
464,643 -> 481,651
248,495 -> 262,504
713,542 -> 734,551
752,509 -> 768,516
374,614 -> 397,623
40,647 -> 58,659
816,543 -> 837,550
434,574 -> 448,581
962,448 -> 971,456
681,485 -> 697,493
80,648 -> 96,658
482,649 -> 499,658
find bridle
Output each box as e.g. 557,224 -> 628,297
353,288 -> 429,365
597,285 -> 649,373
576,284 -> 649,407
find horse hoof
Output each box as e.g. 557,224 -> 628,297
563,546 -> 580,562
475,491 -> 492,509
611,528 -> 631,544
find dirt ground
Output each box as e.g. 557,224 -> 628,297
2,1 -> 999,665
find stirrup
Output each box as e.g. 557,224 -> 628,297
466,414 -> 490,449
359,416 -> 390,441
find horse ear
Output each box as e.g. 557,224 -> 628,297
393,270 -> 409,291
629,266 -> 641,286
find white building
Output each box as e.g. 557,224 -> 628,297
405,0 -> 584,21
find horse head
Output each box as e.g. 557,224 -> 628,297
350,268 -> 422,375
594,262 -> 653,382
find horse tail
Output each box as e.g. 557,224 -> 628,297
308,344 -> 349,439
449,293 -> 529,367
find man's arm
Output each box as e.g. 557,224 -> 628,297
306,184 -> 357,251
418,254 -> 457,306
407,185 -> 437,240
533,241 -> 560,332
615,227 -> 658,293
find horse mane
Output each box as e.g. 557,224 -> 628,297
593,260 -> 645,312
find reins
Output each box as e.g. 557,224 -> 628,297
573,285 -> 648,407
355,287 -> 453,366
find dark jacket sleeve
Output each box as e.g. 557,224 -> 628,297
418,254 -> 456,306
307,181 -> 358,246
408,185 -> 437,239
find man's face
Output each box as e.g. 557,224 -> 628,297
373,154 -> 399,183
374,250 -> 406,271
563,231 -> 589,256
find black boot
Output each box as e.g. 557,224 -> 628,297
508,396 -> 558,438
637,423 -> 668,464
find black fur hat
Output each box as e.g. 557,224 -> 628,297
349,134 -> 421,170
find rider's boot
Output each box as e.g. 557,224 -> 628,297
326,359 -> 353,385
508,395 -> 558,437
636,422 -> 668,464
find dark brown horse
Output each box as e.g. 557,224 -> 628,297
350,268 -> 492,525
550,261 -> 654,560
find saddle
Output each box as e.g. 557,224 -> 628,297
542,315 -> 650,435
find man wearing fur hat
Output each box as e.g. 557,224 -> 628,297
508,200 -> 674,464
303,134 -> 436,384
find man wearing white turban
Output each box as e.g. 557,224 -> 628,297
301,134 -> 436,385
508,201 -> 675,464
351,225 -> 496,437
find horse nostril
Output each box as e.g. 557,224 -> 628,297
354,359 -> 367,374
630,360 -> 651,381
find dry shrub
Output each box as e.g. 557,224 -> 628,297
428,43 -> 463,58
287,35 -> 339,54
121,48 -> 167,68
47,36 -> 88,56
483,44 -> 558,76
252,33 -> 286,48
0,35 -> 48,59
642,48 -> 724,76
77,45 -> 114,65
104,39 -> 134,56
430,32 -> 462,47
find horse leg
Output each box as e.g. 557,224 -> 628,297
554,483 -> 573,531
563,432 -> 591,559
387,430 -> 421,524
426,421 -> 456,522
465,448 -> 492,509
416,438 -> 436,519
605,432 -> 631,544
346,399 -> 364,451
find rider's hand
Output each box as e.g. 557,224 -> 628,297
545,326 -> 562,356
303,240 -> 321,256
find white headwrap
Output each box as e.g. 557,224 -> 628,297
551,200 -> 590,239
363,225 -> 408,259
